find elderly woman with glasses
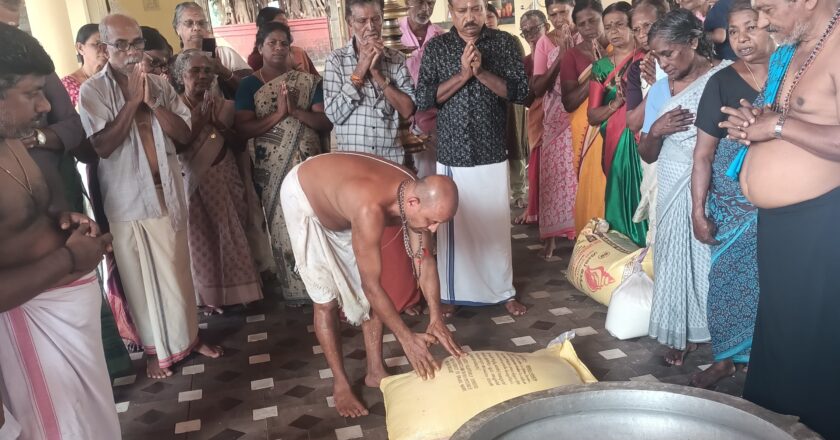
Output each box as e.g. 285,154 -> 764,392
172,1 -> 252,96
62,23 -> 108,107
173,49 -> 263,314
141,26 -> 173,78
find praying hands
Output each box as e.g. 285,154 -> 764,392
719,99 -> 781,145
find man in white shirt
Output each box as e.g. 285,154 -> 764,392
79,13 -> 222,379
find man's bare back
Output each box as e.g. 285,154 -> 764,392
297,152 -> 412,231
741,32 -> 840,209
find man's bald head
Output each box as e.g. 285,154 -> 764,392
100,14 -> 144,74
404,175 -> 459,233
416,175 -> 458,216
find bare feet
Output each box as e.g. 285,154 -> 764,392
334,385 -> 369,418
664,343 -> 698,366
201,306 -> 224,316
194,341 -> 224,359
504,299 -> 527,316
440,303 -> 458,318
403,303 -> 423,316
146,358 -> 173,379
542,237 -> 556,260
690,360 -> 736,389
364,368 -> 390,388
513,212 -> 528,224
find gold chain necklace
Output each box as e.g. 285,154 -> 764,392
0,140 -> 33,197
744,62 -> 761,90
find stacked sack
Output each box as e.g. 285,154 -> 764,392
567,219 -> 655,340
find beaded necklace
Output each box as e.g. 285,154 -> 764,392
773,5 -> 840,113
398,179 -> 424,281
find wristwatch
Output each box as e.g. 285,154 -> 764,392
34,129 -> 46,146
773,113 -> 787,139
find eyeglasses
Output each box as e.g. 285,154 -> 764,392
104,38 -> 146,52
519,24 -> 543,37
181,19 -> 209,29
144,52 -> 168,68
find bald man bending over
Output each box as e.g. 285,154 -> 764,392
281,152 -> 464,417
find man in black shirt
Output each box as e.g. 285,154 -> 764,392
415,0 -> 529,316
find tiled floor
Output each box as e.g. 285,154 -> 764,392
114,215 -> 745,440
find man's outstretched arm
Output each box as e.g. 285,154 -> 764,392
414,230 -> 463,358
352,209 -> 439,379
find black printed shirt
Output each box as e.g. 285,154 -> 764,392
415,26 -> 528,167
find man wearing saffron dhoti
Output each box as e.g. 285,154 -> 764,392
415,0 -> 529,316
280,152 -> 463,418
79,14 -> 223,379
0,23 -> 120,439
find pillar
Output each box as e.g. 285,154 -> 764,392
27,0 -> 78,77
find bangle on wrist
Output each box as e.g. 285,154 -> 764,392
63,246 -> 77,273
774,113 -> 787,139
350,73 -> 364,88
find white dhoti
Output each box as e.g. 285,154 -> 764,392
0,274 -> 121,440
437,160 -> 516,305
280,163 -> 371,325
110,195 -> 198,367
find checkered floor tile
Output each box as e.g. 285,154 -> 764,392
114,208 -> 745,439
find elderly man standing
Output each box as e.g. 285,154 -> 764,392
720,0 -> 840,436
324,0 -> 416,163
79,14 -> 222,380
416,0 -> 529,316
400,0 -> 445,177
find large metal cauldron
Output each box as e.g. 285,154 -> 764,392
451,382 -> 821,440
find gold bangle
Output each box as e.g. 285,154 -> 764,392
350,73 -> 364,88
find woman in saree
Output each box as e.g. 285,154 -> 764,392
689,0 -> 773,388
174,49 -> 264,312
529,0 -> 578,257
235,22 -> 333,305
587,2 -> 648,247
560,0 -> 609,234
625,0 -> 669,246
637,9 -> 730,366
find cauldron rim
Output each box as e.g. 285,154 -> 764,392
450,381 -> 821,440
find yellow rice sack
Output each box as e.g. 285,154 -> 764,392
567,219 -> 654,306
380,341 -> 596,440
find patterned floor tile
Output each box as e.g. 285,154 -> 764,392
113,212 -> 745,438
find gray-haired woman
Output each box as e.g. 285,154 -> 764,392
172,1 -> 252,96
172,49 -> 263,313
636,9 -> 730,367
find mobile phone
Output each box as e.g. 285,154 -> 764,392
201,37 -> 217,57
